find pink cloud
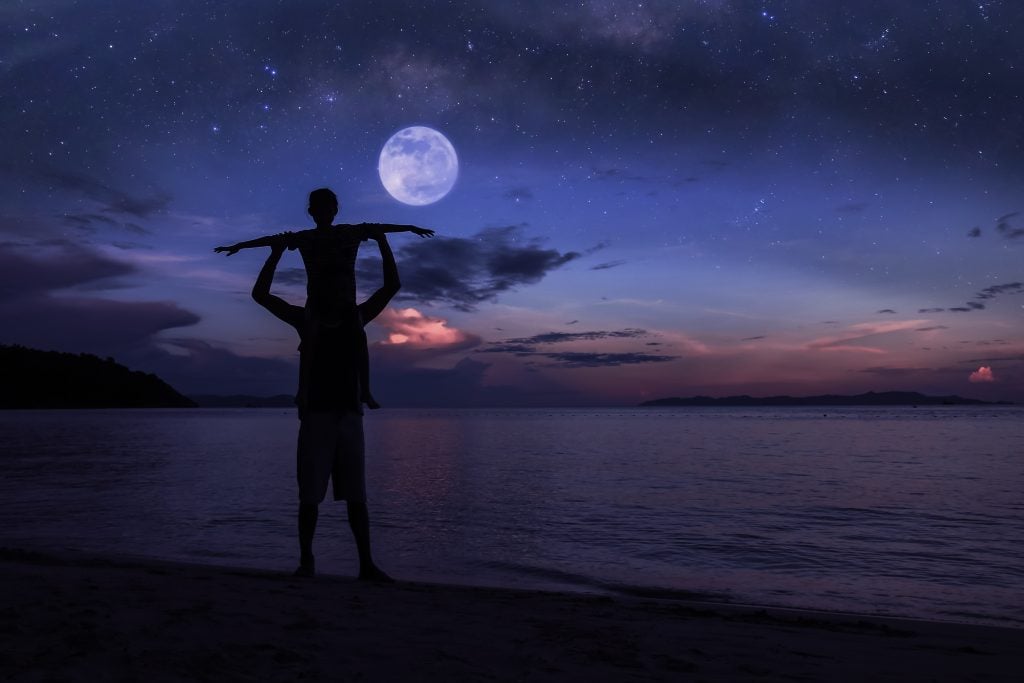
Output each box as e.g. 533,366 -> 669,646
375,307 -> 479,351
968,366 -> 995,383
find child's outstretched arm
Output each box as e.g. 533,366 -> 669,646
353,223 -> 434,240
214,231 -> 297,256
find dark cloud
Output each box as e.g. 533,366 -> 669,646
0,242 -> 200,372
967,226 -> 981,238
976,282 -> 1023,300
476,327 -> 674,367
502,186 -> 533,201
533,351 -> 675,368
877,309 -> 897,314
590,167 -> 648,182
859,366 -> 930,376
62,213 -> 118,231
949,307 -> 972,312
499,328 -> 648,345
357,225 -> 579,311
966,301 -> 985,310
996,212 -> 1024,240
123,338 -> 297,396
0,241 -> 134,300
273,267 -> 308,287
590,260 -> 626,271
915,325 -> 949,332
0,295 -> 199,355
41,169 -> 171,218
918,307 -> 945,313
476,344 -> 537,355
741,335 -> 766,341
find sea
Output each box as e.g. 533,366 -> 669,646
1,406 -> 1022,628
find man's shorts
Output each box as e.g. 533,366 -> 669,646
296,411 -> 366,505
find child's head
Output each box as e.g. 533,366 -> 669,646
308,187 -> 339,227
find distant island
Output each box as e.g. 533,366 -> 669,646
0,345 -> 195,409
640,391 -> 1012,407
190,394 -> 295,408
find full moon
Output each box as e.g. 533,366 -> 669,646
378,126 -> 458,206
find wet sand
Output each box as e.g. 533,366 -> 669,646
2,548 -> 1021,681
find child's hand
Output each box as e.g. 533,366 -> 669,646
410,226 -> 434,238
214,244 -> 240,256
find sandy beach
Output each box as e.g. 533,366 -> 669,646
2,548 -> 1021,682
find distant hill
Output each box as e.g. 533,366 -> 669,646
190,394 -> 295,408
640,391 -> 1011,407
0,345 -> 196,408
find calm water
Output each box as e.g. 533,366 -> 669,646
2,407 -> 1022,627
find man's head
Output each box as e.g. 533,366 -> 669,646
308,188 -> 339,227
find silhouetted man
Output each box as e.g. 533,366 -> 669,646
251,231 -> 399,580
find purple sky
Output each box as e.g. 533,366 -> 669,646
2,1 -> 1022,404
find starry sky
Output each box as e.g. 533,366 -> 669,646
2,0 -> 1022,405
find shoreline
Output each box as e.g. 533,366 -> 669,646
3,548 -> 1022,681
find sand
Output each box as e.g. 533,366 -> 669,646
1,548 -> 1021,682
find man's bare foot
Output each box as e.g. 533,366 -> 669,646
358,565 -> 393,583
294,555 -> 315,577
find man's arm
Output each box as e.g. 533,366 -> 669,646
359,234 -> 401,325
251,242 -> 302,324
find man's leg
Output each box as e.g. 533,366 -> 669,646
296,503 -> 318,576
346,500 -> 391,582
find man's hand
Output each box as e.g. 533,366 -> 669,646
214,244 -> 241,256
409,226 -> 434,238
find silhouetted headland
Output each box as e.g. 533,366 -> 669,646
640,391 -> 1012,407
0,345 -> 195,408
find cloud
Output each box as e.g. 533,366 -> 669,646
476,327 -> 677,368
915,325 -> 948,332
741,335 -> 766,341
534,351 -> 676,368
496,328 -> 648,346
968,366 -> 995,383
590,167 -> 649,182
0,241 -> 134,300
375,307 -> 480,350
860,366 -> 930,376
996,212 -> 1024,240
41,169 -> 171,218
0,241 -> 200,362
590,260 -> 626,271
1,295 -> 199,354
967,226 -> 981,237
918,308 -> 945,313
124,338 -> 298,396
807,319 -> 929,353
876,308 -> 897,314
503,186 -> 534,201
273,267 -> 308,287
357,225 -> 579,311
976,282 -> 1023,300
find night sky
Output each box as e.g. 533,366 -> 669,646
2,1 -> 1022,405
